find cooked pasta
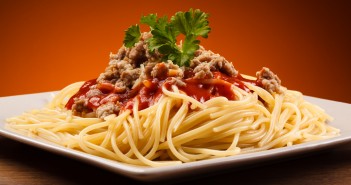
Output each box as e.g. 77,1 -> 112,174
5,9 -> 340,167
6,79 -> 339,167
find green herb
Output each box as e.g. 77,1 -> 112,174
143,15 -> 180,64
171,9 -> 210,38
123,25 -> 141,48
140,14 -> 157,28
123,9 -> 211,67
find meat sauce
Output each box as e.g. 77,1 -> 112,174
65,79 -> 96,109
180,72 -> 258,102
65,71 -> 259,113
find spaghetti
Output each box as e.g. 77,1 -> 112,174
6,78 -> 339,167
5,9 -> 340,167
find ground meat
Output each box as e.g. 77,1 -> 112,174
110,47 -> 126,60
143,60 -> 183,80
115,60 -> 133,76
97,59 -> 137,87
151,63 -> 169,79
191,48 -> 238,78
145,46 -> 161,62
114,81 -> 127,93
193,62 -> 213,79
143,62 -> 157,79
97,61 -> 118,83
120,68 -> 141,87
95,102 -> 121,119
210,57 -> 238,76
193,45 -> 205,57
166,60 -> 184,77
190,59 -> 201,68
168,77 -> 186,87
256,67 -> 282,93
97,32 -> 162,89
126,40 -> 147,67
85,89 -> 102,98
71,97 -> 90,116
124,32 -> 154,67
192,49 -> 214,64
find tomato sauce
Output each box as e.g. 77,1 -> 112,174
65,71 -> 259,113
65,79 -> 97,109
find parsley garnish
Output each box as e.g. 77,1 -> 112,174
123,24 -> 141,48
123,9 -> 211,67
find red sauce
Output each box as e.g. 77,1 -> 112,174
213,72 -> 259,92
122,78 -> 165,111
137,78 -> 164,110
178,72 -> 258,103
65,71 -> 260,114
65,79 -> 97,109
179,78 -> 231,102
65,79 -> 141,112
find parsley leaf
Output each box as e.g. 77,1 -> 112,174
180,35 -> 200,66
123,24 -> 141,48
170,9 -> 211,66
171,8 -> 211,38
147,18 -> 178,53
140,14 -> 157,28
123,9 -> 211,66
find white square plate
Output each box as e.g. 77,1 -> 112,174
1,92 -> 351,181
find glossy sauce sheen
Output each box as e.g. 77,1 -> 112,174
65,79 -> 97,109
65,71 -> 259,112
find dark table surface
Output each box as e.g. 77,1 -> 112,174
1,135 -> 350,185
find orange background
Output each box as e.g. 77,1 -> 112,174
1,0 -> 351,103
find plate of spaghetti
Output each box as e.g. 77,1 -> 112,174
1,9 -> 350,181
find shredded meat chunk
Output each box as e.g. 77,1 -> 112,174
110,47 -> 126,60
143,62 -> 157,79
123,32 -> 154,67
97,32 -> 159,85
193,62 -> 213,79
256,67 -> 282,93
71,97 -> 90,116
125,40 -> 147,67
151,63 -> 169,79
143,60 -> 183,80
168,77 -> 186,87
97,61 -> 117,83
191,49 -> 238,78
209,57 -> 237,76
113,81 -> 126,93
166,60 -> 184,77
86,89 -> 102,98
96,102 -> 121,119
120,68 -> 141,87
